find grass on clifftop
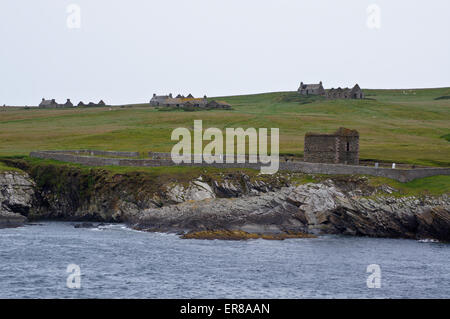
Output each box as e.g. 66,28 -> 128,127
0,161 -> 23,173
2,156 -> 449,196
0,87 -> 449,167
368,175 -> 450,196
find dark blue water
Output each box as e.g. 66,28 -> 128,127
0,222 -> 448,298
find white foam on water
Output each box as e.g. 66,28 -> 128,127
418,238 -> 440,243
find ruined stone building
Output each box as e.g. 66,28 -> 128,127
326,84 -> 364,99
39,98 -> 73,108
150,93 -> 208,107
150,94 -> 173,106
150,93 -> 231,109
304,128 -> 359,165
297,82 -> 365,99
86,100 -> 106,107
76,100 -> 107,107
298,82 -> 325,96
39,98 -> 58,107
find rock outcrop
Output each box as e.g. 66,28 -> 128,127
0,171 -> 35,228
130,180 -> 450,241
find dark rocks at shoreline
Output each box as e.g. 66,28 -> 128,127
73,222 -> 106,229
74,222 -> 94,228
415,207 -> 450,241
0,211 -> 27,229
180,230 -> 317,240
130,181 -> 450,241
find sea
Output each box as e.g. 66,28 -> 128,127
0,222 -> 448,298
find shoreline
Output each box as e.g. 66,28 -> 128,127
1,161 -> 449,242
3,221 -> 447,244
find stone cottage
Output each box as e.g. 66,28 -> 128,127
150,94 -> 173,106
298,82 -> 325,96
304,127 -> 359,165
39,98 -> 58,108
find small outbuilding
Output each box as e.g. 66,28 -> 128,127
304,128 -> 359,165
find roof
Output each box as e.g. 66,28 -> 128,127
299,83 -> 322,90
351,84 -> 362,93
334,127 -> 359,136
39,99 -> 57,106
164,98 -> 184,105
151,95 -> 170,102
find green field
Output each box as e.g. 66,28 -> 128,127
1,87 -> 449,167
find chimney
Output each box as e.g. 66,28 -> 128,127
42,98 -> 45,101
169,93 -> 173,98
153,93 -> 156,97
320,81 -> 322,85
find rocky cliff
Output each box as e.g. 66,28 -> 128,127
0,172 -> 35,228
131,181 -> 450,241
1,160 -> 449,241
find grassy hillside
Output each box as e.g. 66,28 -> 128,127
0,87 -> 449,166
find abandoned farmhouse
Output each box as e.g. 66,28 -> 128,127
304,127 -> 359,165
298,82 -> 365,99
298,82 -> 326,96
78,100 -> 106,107
39,98 -> 107,108
150,93 -> 231,109
39,98 -> 74,108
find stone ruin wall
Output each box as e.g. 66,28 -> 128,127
304,135 -> 338,163
304,135 -> 359,165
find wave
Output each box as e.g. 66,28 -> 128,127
418,238 -> 440,243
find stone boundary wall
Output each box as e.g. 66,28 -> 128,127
148,152 -> 254,162
30,151 -> 450,182
148,152 -> 172,159
36,149 -> 139,158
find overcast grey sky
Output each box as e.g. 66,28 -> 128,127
1,0 -> 449,105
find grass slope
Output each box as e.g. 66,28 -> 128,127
0,87 -> 449,167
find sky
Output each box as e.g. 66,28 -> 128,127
1,0 -> 449,105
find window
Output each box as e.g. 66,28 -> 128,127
346,142 -> 350,152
